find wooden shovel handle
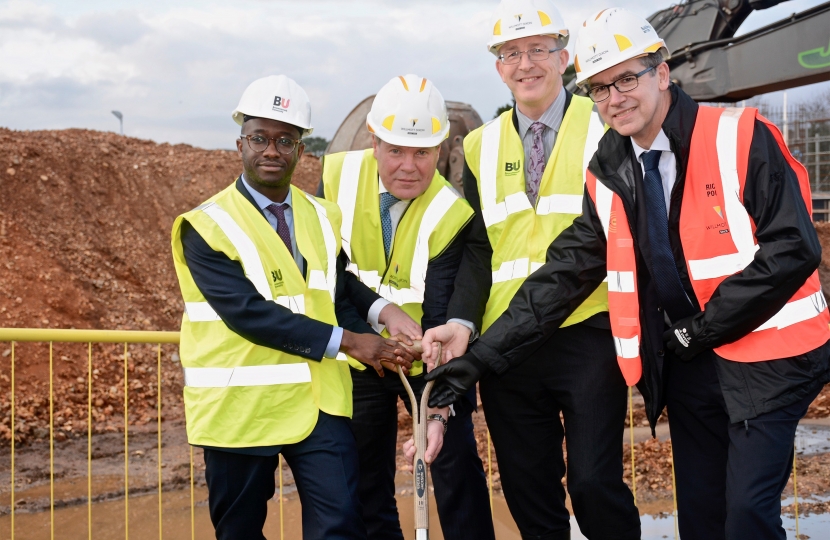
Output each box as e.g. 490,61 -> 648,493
396,339 -> 441,537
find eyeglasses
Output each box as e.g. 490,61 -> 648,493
498,47 -> 562,65
239,134 -> 302,154
586,66 -> 656,103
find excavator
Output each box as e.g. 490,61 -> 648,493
327,0 -> 830,182
638,0 -> 830,101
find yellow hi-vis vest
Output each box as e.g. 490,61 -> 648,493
171,182 -> 351,448
464,95 -> 609,331
322,148 -> 474,375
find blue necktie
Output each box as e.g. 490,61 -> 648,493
380,192 -> 399,258
641,150 -> 695,321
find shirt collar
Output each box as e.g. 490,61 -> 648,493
241,174 -> 292,210
631,129 -> 672,161
516,89 -> 566,140
377,176 -> 413,203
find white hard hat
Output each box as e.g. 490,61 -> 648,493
232,75 -> 313,136
366,75 -> 450,148
573,8 -> 669,88
487,0 -> 569,56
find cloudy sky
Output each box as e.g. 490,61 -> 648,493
0,0 -> 826,149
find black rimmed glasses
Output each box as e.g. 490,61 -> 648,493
498,47 -> 563,65
239,134 -> 302,154
586,66 -> 656,103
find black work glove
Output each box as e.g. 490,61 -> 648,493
424,354 -> 489,408
663,316 -> 707,362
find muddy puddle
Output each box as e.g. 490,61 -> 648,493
797,422 -> 830,455
3,482 -> 829,539
2,420 -> 829,539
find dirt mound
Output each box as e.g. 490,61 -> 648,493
0,127 -> 321,445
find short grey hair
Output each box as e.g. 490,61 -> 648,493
638,52 -> 665,71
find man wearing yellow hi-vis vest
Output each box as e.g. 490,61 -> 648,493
319,74 -> 495,540
422,1 -> 640,538
171,75 -> 415,540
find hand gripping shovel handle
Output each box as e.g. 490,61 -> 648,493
397,340 -> 442,540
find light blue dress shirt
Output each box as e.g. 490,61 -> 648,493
241,175 -> 342,358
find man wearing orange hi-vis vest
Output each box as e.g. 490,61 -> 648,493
426,7 -> 830,540
422,1 -> 640,538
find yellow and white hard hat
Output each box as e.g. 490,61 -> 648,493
487,0 -> 569,56
573,8 -> 669,88
366,74 -> 450,148
232,75 -> 313,136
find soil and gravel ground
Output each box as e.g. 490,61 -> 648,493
1,128 -> 829,523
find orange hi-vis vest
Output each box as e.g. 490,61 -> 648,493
587,106 -> 830,387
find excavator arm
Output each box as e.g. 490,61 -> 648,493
569,0 -> 830,101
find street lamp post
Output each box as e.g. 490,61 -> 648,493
111,110 -> 123,135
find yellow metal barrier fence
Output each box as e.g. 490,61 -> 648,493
0,328 -> 803,538
2,328 -> 298,540
3,329 -> 178,540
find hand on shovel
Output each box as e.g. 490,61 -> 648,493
402,409 -> 447,471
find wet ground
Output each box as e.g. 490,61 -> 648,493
2,419 -> 829,539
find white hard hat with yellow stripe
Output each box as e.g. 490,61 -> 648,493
366,74 -> 450,148
573,7 -> 669,88
487,0 -> 569,55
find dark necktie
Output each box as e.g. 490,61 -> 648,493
527,122 -> 546,206
641,150 -> 695,321
380,192 -> 399,258
265,203 -> 293,256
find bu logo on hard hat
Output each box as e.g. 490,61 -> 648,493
272,96 -> 291,111
411,119 -> 418,127
514,14 -> 522,22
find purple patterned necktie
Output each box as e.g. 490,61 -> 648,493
265,203 -> 293,256
526,121 -> 546,206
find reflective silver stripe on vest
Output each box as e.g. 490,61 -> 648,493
595,181 -> 613,241
607,271 -> 635,293
202,202 -> 273,300
481,109 -> 603,224
479,117 -> 506,227
353,267 -> 381,291
304,193 -> 338,302
377,186 -> 459,305
754,291 -> 827,332
535,194 -> 583,216
336,151 -> 364,261
492,257 -> 530,284
184,363 -> 312,387
583,109 -> 605,186
614,336 -> 639,359
186,294 -> 306,323
185,302 -> 222,322
594,181 -> 639,356
492,259 -> 549,283
479,118 -> 534,226
687,108 -> 759,281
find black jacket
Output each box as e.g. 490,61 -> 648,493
468,84 -> 829,425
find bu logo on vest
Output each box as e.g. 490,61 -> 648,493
271,269 -> 283,285
504,160 -> 521,175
